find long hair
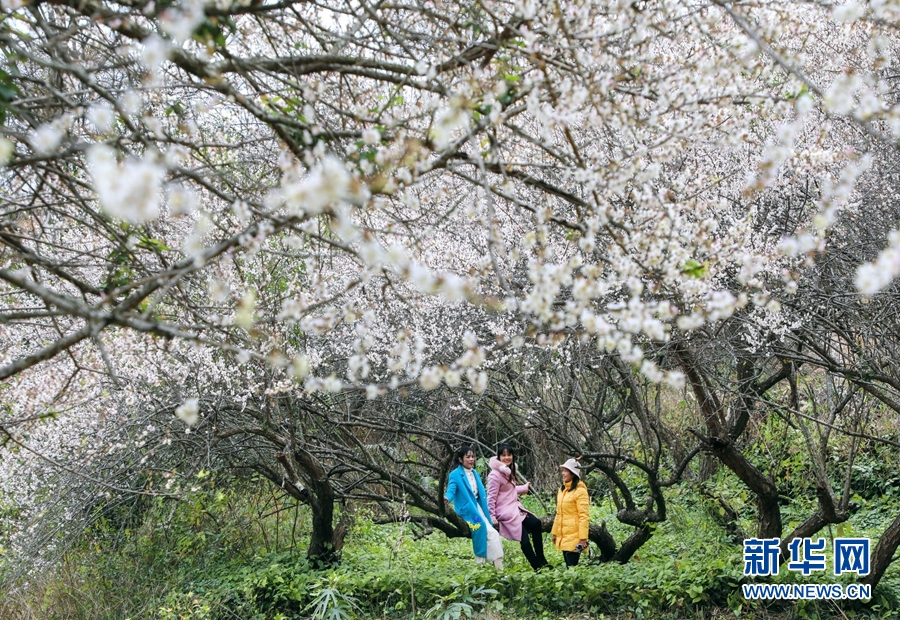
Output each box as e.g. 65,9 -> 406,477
496,443 -> 517,482
561,472 -> 580,492
453,445 -> 475,467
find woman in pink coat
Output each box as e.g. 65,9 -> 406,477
487,444 -> 549,570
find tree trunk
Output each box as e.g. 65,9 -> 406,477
613,526 -> 652,563
539,516 -> 642,563
306,490 -> 339,566
293,448 -> 341,567
863,511 -> 900,589
676,344 -> 783,540
708,436 -> 782,539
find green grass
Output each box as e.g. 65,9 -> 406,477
3,469 -> 900,620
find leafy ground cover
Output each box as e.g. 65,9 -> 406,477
3,466 -> 899,620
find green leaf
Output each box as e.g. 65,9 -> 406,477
680,258 -> 708,278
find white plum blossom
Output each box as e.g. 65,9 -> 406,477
208,277 -> 230,303
467,369 -> 488,394
438,273 -> 467,301
234,290 -> 257,329
408,262 -> 437,293
419,366 -> 442,390
855,231 -> 900,295
795,94 -> 815,115
322,375 -> 343,392
444,369 -> 461,387
231,200 -> 251,226
663,371 -> 686,390
462,331 -> 478,349
87,144 -> 164,224
175,398 -> 199,426
705,291 -> 742,322
429,106 -> 469,150
361,128 -> 381,145
832,2 -> 864,22
27,123 -> 64,155
640,359 -> 663,383
824,74 -> 861,115
779,236 -> 800,257
86,103 -> 115,133
385,244 -> 410,269
168,184 -> 199,216
676,313 -> 705,331
282,156 -> 351,214
183,211 -> 212,257
164,145 -> 188,168
0,137 -> 13,165
159,0 -> 206,43
120,90 -> 142,115
140,34 -> 171,77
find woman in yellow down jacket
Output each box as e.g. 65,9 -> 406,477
551,457 -> 590,567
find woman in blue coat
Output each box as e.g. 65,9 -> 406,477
444,445 -> 504,568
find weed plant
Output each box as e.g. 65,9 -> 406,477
2,460 -> 900,619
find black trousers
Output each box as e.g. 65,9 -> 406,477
563,550 -> 581,567
520,513 -> 548,570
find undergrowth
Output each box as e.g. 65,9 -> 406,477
3,458 -> 900,619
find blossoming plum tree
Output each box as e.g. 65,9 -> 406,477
5,0 -> 900,587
